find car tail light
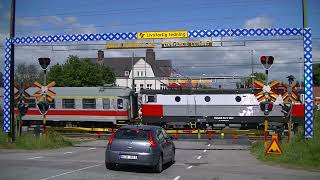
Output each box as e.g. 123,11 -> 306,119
108,133 -> 115,146
149,131 -> 157,148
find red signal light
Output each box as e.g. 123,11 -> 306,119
260,56 -> 267,64
267,103 -> 273,111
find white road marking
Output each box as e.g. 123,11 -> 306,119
186,165 -> 193,169
208,144 -> 211,147
64,152 -> 73,154
203,149 -> 207,153
197,156 -> 202,160
27,156 -> 43,160
88,148 -> 96,150
39,164 -> 102,180
173,176 -> 181,180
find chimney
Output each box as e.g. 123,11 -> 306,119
146,49 -> 155,63
97,50 -> 104,64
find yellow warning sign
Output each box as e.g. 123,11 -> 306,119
265,139 -> 282,155
137,31 -> 188,39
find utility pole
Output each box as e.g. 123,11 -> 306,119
302,0 -> 308,28
131,52 -> 135,92
251,50 -> 254,89
9,0 -> 16,142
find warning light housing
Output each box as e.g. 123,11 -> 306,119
260,56 -> 274,70
260,101 -> 274,115
38,58 -> 51,70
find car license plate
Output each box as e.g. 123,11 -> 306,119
120,155 -> 137,160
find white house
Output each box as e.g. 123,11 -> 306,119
89,49 -> 172,91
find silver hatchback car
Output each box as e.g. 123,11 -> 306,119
105,125 -> 175,173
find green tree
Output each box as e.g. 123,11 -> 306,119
238,72 -> 266,88
14,63 -> 41,87
314,63 -> 320,86
47,55 -> 115,87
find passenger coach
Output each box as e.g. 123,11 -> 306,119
0,87 -> 138,127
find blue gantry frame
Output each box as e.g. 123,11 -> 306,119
3,28 -> 314,138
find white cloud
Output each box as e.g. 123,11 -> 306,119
65,16 -> 78,25
244,16 -> 273,29
16,18 -> 40,27
43,16 -> 64,26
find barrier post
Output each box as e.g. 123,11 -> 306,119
197,129 -> 201,139
221,132 -> 225,139
97,131 -> 101,139
233,132 -> 238,139
174,130 -> 179,140
208,131 -> 212,140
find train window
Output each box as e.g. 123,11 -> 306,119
117,99 -> 123,109
82,99 -> 96,109
62,99 -> 75,109
235,96 -> 242,102
205,96 -> 211,102
175,96 -> 181,102
147,96 -> 156,103
103,98 -> 111,109
28,98 -> 36,108
49,99 -> 55,109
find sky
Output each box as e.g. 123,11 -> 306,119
0,0 -> 320,86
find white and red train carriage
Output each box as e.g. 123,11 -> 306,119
140,89 -> 304,129
0,87 -> 138,127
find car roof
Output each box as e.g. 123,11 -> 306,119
119,125 -> 161,131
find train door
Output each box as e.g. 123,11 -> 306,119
187,95 -> 196,116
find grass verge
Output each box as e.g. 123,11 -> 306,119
0,129 -> 75,150
251,110 -> 320,169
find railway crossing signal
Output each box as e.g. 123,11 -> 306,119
38,58 -> 51,70
254,80 -> 279,102
33,81 -> 56,102
259,101 -> 274,116
37,101 -> 50,115
280,103 -> 291,117
14,83 -> 31,104
260,56 -> 274,70
17,102 -> 28,116
281,82 -> 299,103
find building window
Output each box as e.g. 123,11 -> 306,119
103,98 -> 111,109
82,99 -> 96,109
147,84 -> 152,89
137,71 -> 140,77
147,96 -> 156,103
175,96 -> 181,102
49,100 -> 55,109
62,99 -> 75,109
117,99 -> 123,109
125,71 -> 130,76
28,98 -> 36,108
140,84 -> 144,90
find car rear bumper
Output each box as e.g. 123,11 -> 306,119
105,150 -> 160,166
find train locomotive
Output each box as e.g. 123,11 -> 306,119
140,89 -> 304,129
1,87 -> 304,129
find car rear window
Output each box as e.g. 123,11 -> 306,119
115,129 -> 149,140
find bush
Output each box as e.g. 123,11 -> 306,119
251,110 -> 320,169
0,129 -> 73,149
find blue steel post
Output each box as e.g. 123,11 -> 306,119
303,28 -> 313,139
